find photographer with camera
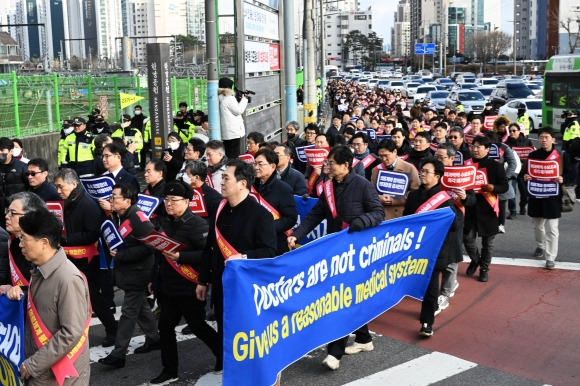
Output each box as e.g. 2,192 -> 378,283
218,77 -> 248,159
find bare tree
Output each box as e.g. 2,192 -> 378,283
487,31 -> 512,72
466,31 -> 491,72
559,16 -> 580,54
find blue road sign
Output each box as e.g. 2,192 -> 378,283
425,43 -> 436,54
414,43 -> 425,55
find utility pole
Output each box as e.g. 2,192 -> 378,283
205,0 -> 221,140
304,0 -> 317,124
284,0 -> 298,122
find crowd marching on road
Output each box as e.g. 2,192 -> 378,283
0,74 -> 577,386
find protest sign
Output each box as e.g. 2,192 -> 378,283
137,194 -> 161,218
137,231 -> 186,254
80,176 -> 115,200
189,188 -> 208,216
441,166 -> 477,190
46,201 -> 65,234
527,180 -> 559,197
292,196 -> 326,246
101,220 -> 125,251
512,146 -> 535,161
528,159 -> 560,181
375,170 -> 409,198
304,148 -> 329,168
239,154 -> 255,164
0,295 -> 24,386
295,145 -> 315,163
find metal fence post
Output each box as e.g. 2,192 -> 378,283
137,76 -> 141,96
172,76 -> 177,113
87,74 -> 93,113
187,77 -> 192,108
53,73 -> 61,125
12,71 -> 20,137
114,75 -> 119,120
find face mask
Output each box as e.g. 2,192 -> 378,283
0,154 -> 7,163
63,127 -> 74,135
134,110 -> 142,115
168,142 -> 179,150
12,148 -> 22,157
287,133 -> 296,140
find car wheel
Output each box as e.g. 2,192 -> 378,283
529,119 -> 536,133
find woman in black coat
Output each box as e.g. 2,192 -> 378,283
162,132 -> 186,181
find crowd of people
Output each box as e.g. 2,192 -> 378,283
0,76 -> 570,384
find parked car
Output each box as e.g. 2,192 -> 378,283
489,82 -> 534,112
476,86 -> 495,99
401,82 -> 423,99
424,90 -> 450,113
385,80 -> 404,93
435,77 -> 455,90
445,90 -> 487,115
367,79 -> 380,89
476,78 -> 499,87
526,83 -> 543,97
358,78 -> 370,86
498,98 -> 543,132
456,75 -> 476,84
376,79 -> 390,91
414,85 -> 438,103
452,83 -> 478,90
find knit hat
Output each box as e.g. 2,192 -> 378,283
218,77 -> 234,89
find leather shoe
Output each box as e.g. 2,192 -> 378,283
98,355 -> 125,368
101,333 -> 116,348
479,269 -> 489,282
134,340 -> 161,354
466,261 -> 479,276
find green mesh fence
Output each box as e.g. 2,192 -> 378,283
0,72 -> 207,138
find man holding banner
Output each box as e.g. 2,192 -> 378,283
288,145 -> 384,370
148,181 -> 220,385
196,159 -> 277,372
523,127 -> 563,269
10,209 -> 91,385
463,136 -> 509,282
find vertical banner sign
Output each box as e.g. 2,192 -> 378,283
0,295 -> 25,386
147,43 -> 173,160
223,208 -> 455,386
99,96 -> 108,120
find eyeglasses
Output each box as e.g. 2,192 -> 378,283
322,160 -> 338,167
449,136 -> 460,139
164,198 -> 186,204
352,142 -> 365,147
378,153 -> 392,159
420,169 -> 436,175
18,235 -> 37,244
25,171 -> 44,176
5,208 -> 25,217
509,130 -> 519,133
109,195 -> 125,201
254,162 -> 271,168
102,154 -> 117,159
185,147 -> 195,152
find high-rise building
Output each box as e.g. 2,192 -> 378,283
186,0 -> 205,42
391,0 -> 410,58
325,8 -> 374,69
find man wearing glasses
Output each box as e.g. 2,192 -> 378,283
448,127 -> 472,165
351,132 -> 381,181
26,158 -> 60,202
0,137 -> 28,228
98,183 -> 160,369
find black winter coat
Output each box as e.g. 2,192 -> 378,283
111,204 -> 156,291
198,195 -> 277,288
61,186 -> 103,280
112,168 -> 141,192
0,228 -> 14,285
279,165 -> 308,196
155,209 -> 208,297
0,158 -> 27,228
201,182 -> 223,220
292,172 -> 384,240
143,179 -> 167,217
253,174 -> 298,255
403,184 -> 461,270
406,148 -> 434,170
464,156 -> 509,237
285,136 -> 307,174
30,180 -> 60,202
527,147 -> 562,219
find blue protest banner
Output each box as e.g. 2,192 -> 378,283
292,195 -> 327,245
375,170 -> 409,198
222,208 -> 455,386
366,129 -> 377,141
376,135 -> 392,142
80,176 -> 116,200
527,180 -> 559,197
453,151 -> 464,166
101,219 -> 125,252
137,194 -> 161,218
295,145 -> 315,163
0,295 -> 25,386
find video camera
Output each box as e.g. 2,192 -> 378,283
561,110 -> 579,119
235,88 -> 256,103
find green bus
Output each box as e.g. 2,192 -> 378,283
543,54 -> 580,131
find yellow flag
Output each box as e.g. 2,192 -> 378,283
119,93 -> 144,109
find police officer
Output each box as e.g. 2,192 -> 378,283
516,103 -> 531,136
91,115 -> 112,135
65,117 -> 95,178
113,115 -> 144,170
562,110 -> 580,151
173,112 -> 195,143
58,119 -> 74,168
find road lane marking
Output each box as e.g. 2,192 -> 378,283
341,352 -> 477,386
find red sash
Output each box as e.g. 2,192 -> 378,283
323,180 -> 348,229
214,199 -> 240,260
27,276 -> 91,386
481,190 -> 500,216
205,171 -> 214,188
316,181 -> 324,197
352,153 -> 376,170
8,235 -> 28,287
400,154 -> 409,160
447,190 -> 465,216
462,123 -> 472,134
63,243 -> 99,264
415,191 -> 451,214
409,128 -> 417,138
375,163 -> 386,171
189,187 -> 208,217
546,149 -> 560,161
164,256 -> 199,283
429,142 -> 439,152
250,186 -> 292,236
306,171 -> 319,195
464,158 -> 474,166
